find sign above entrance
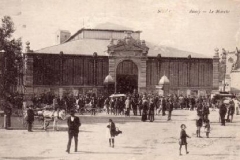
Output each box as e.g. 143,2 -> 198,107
107,32 -> 149,57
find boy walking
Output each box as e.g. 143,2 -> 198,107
179,124 -> 191,156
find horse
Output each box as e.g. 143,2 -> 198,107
37,106 -> 66,131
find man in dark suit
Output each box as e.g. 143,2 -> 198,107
26,105 -> 35,132
66,110 -> 81,153
219,101 -> 227,126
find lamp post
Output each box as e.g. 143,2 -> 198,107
93,52 -> 98,86
59,51 -> 64,85
157,54 -> 161,82
188,55 -> 191,87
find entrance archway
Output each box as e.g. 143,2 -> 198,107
116,60 -> 138,94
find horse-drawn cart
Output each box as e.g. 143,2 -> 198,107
22,105 -> 66,131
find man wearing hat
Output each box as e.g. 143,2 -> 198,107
66,110 -> 81,153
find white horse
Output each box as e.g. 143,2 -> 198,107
38,108 -> 66,131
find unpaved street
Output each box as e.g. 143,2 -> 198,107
0,110 -> 240,160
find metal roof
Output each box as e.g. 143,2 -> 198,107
34,39 -> 210,58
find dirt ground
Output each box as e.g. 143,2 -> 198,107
0,109 -> 240,160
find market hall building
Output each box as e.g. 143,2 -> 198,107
22,23 -> 220,98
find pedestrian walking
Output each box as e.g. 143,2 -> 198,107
114,98 -> 120,115
107,119 -> 116,148
233,97 -> 239,115
167,99 -> 173,121
148,99 -> 155,122
110,98 -> 115,115
132,97 -> 138,116
141,98 -> 148,122
227,100 -> 235,123
179,124 -> 191,156
66,110 -> 81,153
104,97 -> 110,114
26,105 -> 34,132
219,101 -> 227,126
190,96 -> 195,111
204,119 -> 211,138
125,97 -> 131,116
138,97 -> 143,116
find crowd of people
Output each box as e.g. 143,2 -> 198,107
1,90 -> 240,156
1,90 -> 240,129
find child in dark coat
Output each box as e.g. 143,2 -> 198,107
196,116 -> 203,137
204,119 -> 211,138
179,124 -> 191,156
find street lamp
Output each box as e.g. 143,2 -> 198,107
188,55 -> 191,87
59,51 -> 64,85
93,52 -> 98,86
157,54 -> 161,82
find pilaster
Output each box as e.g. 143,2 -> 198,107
213,49 -> 220,90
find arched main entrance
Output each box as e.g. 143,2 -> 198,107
116,60 -> 138,94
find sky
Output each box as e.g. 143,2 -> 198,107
1,0 -> 240,57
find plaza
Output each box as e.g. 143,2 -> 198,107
0,109 -> 239,160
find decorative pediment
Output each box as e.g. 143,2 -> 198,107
107,32 -> 149,57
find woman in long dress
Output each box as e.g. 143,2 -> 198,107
141,97 -> 148,122
149,99 -> 155,122
125,97 -> 131,116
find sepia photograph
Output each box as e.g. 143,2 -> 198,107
0,0 -> 240,160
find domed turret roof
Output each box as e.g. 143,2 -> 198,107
159,75 -> 170,85
104,75 -> 114,84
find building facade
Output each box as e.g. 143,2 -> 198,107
22,24 -> 219,98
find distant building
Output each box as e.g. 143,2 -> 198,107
219,48 -> 240,94
22,23 -> 219,98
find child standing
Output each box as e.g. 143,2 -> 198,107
107,119 -> 116,148
179,124 -> 191,156
196,116 -> 203,138
204,119 -> 211,138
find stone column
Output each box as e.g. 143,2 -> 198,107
212,48 -> 220,90
108,57 -> 116,81
139,57 -> 147,93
